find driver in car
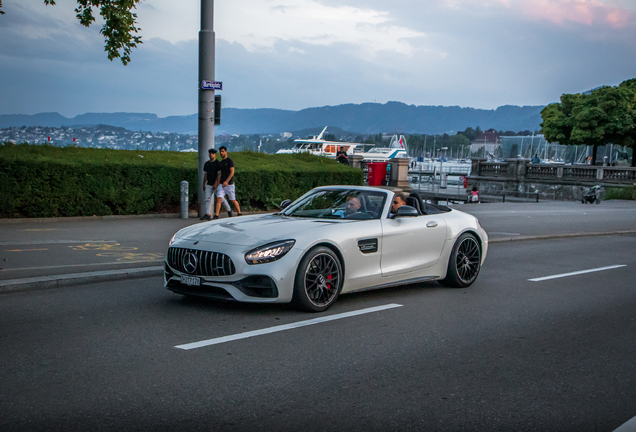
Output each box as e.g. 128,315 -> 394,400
344,196 -> 362,216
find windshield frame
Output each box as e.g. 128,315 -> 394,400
281,188 -> 388,221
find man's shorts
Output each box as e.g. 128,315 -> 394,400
217,184 -> 236,201
206,185 -> 229,210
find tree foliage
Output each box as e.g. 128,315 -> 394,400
541,79 -> 636,166
1,0 -> 143,65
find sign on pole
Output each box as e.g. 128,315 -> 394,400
201,80 -> 222,90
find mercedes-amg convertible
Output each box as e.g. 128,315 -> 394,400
164,185 -> 488,312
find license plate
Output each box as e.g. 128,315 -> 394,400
180,275 -> 201,286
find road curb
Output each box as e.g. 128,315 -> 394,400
614,415 -> 636,432
0,213 -> 197,224
0,266 -> 163,294
0,211 -> 267,225
489,230 -> 636,243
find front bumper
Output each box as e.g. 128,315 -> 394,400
163,240 -> 302,303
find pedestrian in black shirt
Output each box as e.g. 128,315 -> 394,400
214,146 -> 242,219
201,148 -> 231,221
336,146 -> 349,165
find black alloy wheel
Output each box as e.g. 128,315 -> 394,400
439,233 -> 481,288
293,246 -> 343,312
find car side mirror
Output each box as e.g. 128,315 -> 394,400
394,205 -> 419,218
280,199 -> 292,210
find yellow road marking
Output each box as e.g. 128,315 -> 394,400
5,248 -> 49,252
97,252 -> 164,262
69,243 -> 138,252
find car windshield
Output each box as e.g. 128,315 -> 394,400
282,189 -> 386,220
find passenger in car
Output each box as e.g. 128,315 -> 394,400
389,193 -> 407,217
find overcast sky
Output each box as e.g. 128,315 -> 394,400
1,0 -> 635,117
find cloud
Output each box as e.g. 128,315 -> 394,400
0,0 -> 634,118
437,0 -> 634,27
136,0 -> 426,59
518,0 -> 631,27
225,0 -> 424,58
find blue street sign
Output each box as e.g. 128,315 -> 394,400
201,80 -> 222,90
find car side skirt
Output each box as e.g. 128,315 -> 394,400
344,275 -> 440,294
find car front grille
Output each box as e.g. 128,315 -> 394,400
167,247 -> 236,277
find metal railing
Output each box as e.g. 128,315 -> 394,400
408,171 -> 468,200
415,162 -> 471,174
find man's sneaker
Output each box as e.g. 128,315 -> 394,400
200,214 -> 211,221
237,213 -> 243,216
212,215 -> 219,220
228,210 -> 233,217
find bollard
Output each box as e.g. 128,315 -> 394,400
180,181 -> 189,219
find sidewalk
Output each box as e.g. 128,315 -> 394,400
0,211 -> 234,293
2,201 -> 635,294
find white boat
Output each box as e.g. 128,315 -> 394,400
276,127 -> 408,161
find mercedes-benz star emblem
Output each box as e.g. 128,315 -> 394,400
182,252 -> 198,274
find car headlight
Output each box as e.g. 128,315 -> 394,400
169,232 -> 179,246
245,240 -> 295,265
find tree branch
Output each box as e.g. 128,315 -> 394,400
0,1 -> 143,64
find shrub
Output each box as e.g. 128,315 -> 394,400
0,143 -> 363,218
605,185 -> 636,201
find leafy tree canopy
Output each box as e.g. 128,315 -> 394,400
0,0 -> 143,65
541,79 -> 636,166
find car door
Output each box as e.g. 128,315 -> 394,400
380,214 -> 447,277
332,219 -> 384,293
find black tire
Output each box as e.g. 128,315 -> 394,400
292,246 -> 343,312
439,233 -> 481,288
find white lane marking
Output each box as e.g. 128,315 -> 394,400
175,303 -> 404,350
529,265 -> 627,282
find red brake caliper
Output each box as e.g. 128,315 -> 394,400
327,274 -> 332,289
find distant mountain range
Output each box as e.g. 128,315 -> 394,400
0,102 -> 544,135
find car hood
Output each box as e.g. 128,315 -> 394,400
175,214 -> 340,246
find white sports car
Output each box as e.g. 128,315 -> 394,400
164,185 -> 488,312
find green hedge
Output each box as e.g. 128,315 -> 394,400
605,186 -> 636,201
0,143 -> 363,218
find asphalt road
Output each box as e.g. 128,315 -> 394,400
1,233 -> 635,431
461,200 -> 636,242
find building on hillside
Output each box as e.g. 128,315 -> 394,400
470,129 -> 501,158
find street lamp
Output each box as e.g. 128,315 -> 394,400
198,0 -> 216,217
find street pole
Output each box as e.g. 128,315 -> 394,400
198,0 -> 215,217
